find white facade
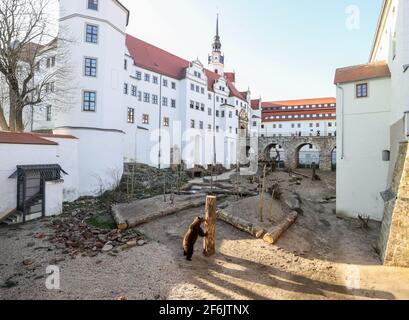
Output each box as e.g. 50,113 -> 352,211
26,0 -> 254,195
335,0 -> 408,220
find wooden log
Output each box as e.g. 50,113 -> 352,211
217,209 -> 265,238
263,211 -> 298,245
111,206 -> 129,231
203,196 -> 217,257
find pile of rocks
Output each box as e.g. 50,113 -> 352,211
43,198 -> 146,258
122,163 -> 190,198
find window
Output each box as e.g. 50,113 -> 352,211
127,108 -> 134,123
153,76 -> 158,84
216,110 -> 219,117
171,82 -> 176,89
216,96 -> 219,102
46,106 -> 52,121
253,121 -> 257,127
162,97 -> 168,106
143,92 -> 150,103
316,123 -> 320,128
221,111 -> 225,118
261,125 -> 265,129
137,91 -> 142,101
163,117 -> 169,127
152,95 -> 158,105
171,99 -> 176,108
235,110 -> 238,116
84,58 -> 97,76
208,93 -> 212,100
309,123 -> 313,128
190,83 -> 195,91
356,83 -> 368,98
328,122 -> 333,127
196,85 -> 199,93
124,59 -> 127,70
199,121 -> 204,129
86,24 -> 98,43
88,0 -> 98,10
163,79 -> 168,87
142,114 -> 149,124
216,126 -> 220,132
208,108 -> 212,116
83,91 -> 96,111
291,124 -> 295,128
135,71 -> 142,80
144,74 -> 150,82
190,100 -> 194,109
208,124 -> 212,131
229,127 -> 232,134
131,85 -> 137,96
297,123 -> 301,128
191,120 -> 195,128
229,111 -> 232,118
200,104 -> 205,112
123,83 -> 128,94
46,56 -> 56,68
279,124 -> 282,129
201,87 -> 205,94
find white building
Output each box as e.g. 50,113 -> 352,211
26,0 -> 254,196
335,0 -> 409,221
257,98 -> 337,168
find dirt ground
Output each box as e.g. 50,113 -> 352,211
1,170 -> 409,300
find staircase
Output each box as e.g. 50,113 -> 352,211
0,209 -> 23,226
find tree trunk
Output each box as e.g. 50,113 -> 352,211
15,106 -> 24,132
217,209 -> 265,238
263,211 -> 298,245
0,104 -> 9,130
203,195 -> 217,257
8,87 -> 17,132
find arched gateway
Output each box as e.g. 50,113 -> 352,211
259,136 -> 336,171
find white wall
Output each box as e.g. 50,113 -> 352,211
336,77 -> 391,221
0,143 -> 58,220
54,127 -> 124,196
45,180 -> 64,217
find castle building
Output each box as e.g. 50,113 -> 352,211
28,0 -> 254,196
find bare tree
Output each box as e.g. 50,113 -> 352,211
0,0 -> 73,132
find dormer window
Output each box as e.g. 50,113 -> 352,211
88,0 -> 98,10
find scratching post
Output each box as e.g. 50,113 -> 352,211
203,195 -> 217,257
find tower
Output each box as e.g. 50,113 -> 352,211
208,15 -> 225,76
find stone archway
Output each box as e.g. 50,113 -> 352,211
263,143 -> 286,167
294,142 -> 321,169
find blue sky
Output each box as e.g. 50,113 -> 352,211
122,0 -> 383,101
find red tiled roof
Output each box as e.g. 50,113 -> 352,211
334,62 -> 391,84
0,132 -> 58,145
225,72 -> 235,83
251,99 -> 261,110
262,97 -> 336,108
126,34 -> 247,101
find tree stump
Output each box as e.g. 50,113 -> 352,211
203,195 -> 217,257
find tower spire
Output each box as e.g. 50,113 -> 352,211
208,14 -> 224,75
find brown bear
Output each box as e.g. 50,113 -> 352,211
182,216 -> 207,261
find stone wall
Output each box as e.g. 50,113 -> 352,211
258,136 -> 336,171
378,141 -> 409,267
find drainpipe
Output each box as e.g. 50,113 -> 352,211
213,94 -> 217,165
158,75 -> 163,169
336,84 -> 345,159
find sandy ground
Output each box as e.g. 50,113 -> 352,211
1,170 -> 409,300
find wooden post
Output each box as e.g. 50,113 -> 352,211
203,195 -> 217,257
258,165 -> 267,222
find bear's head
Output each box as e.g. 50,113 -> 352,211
192,216 -> 205,226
